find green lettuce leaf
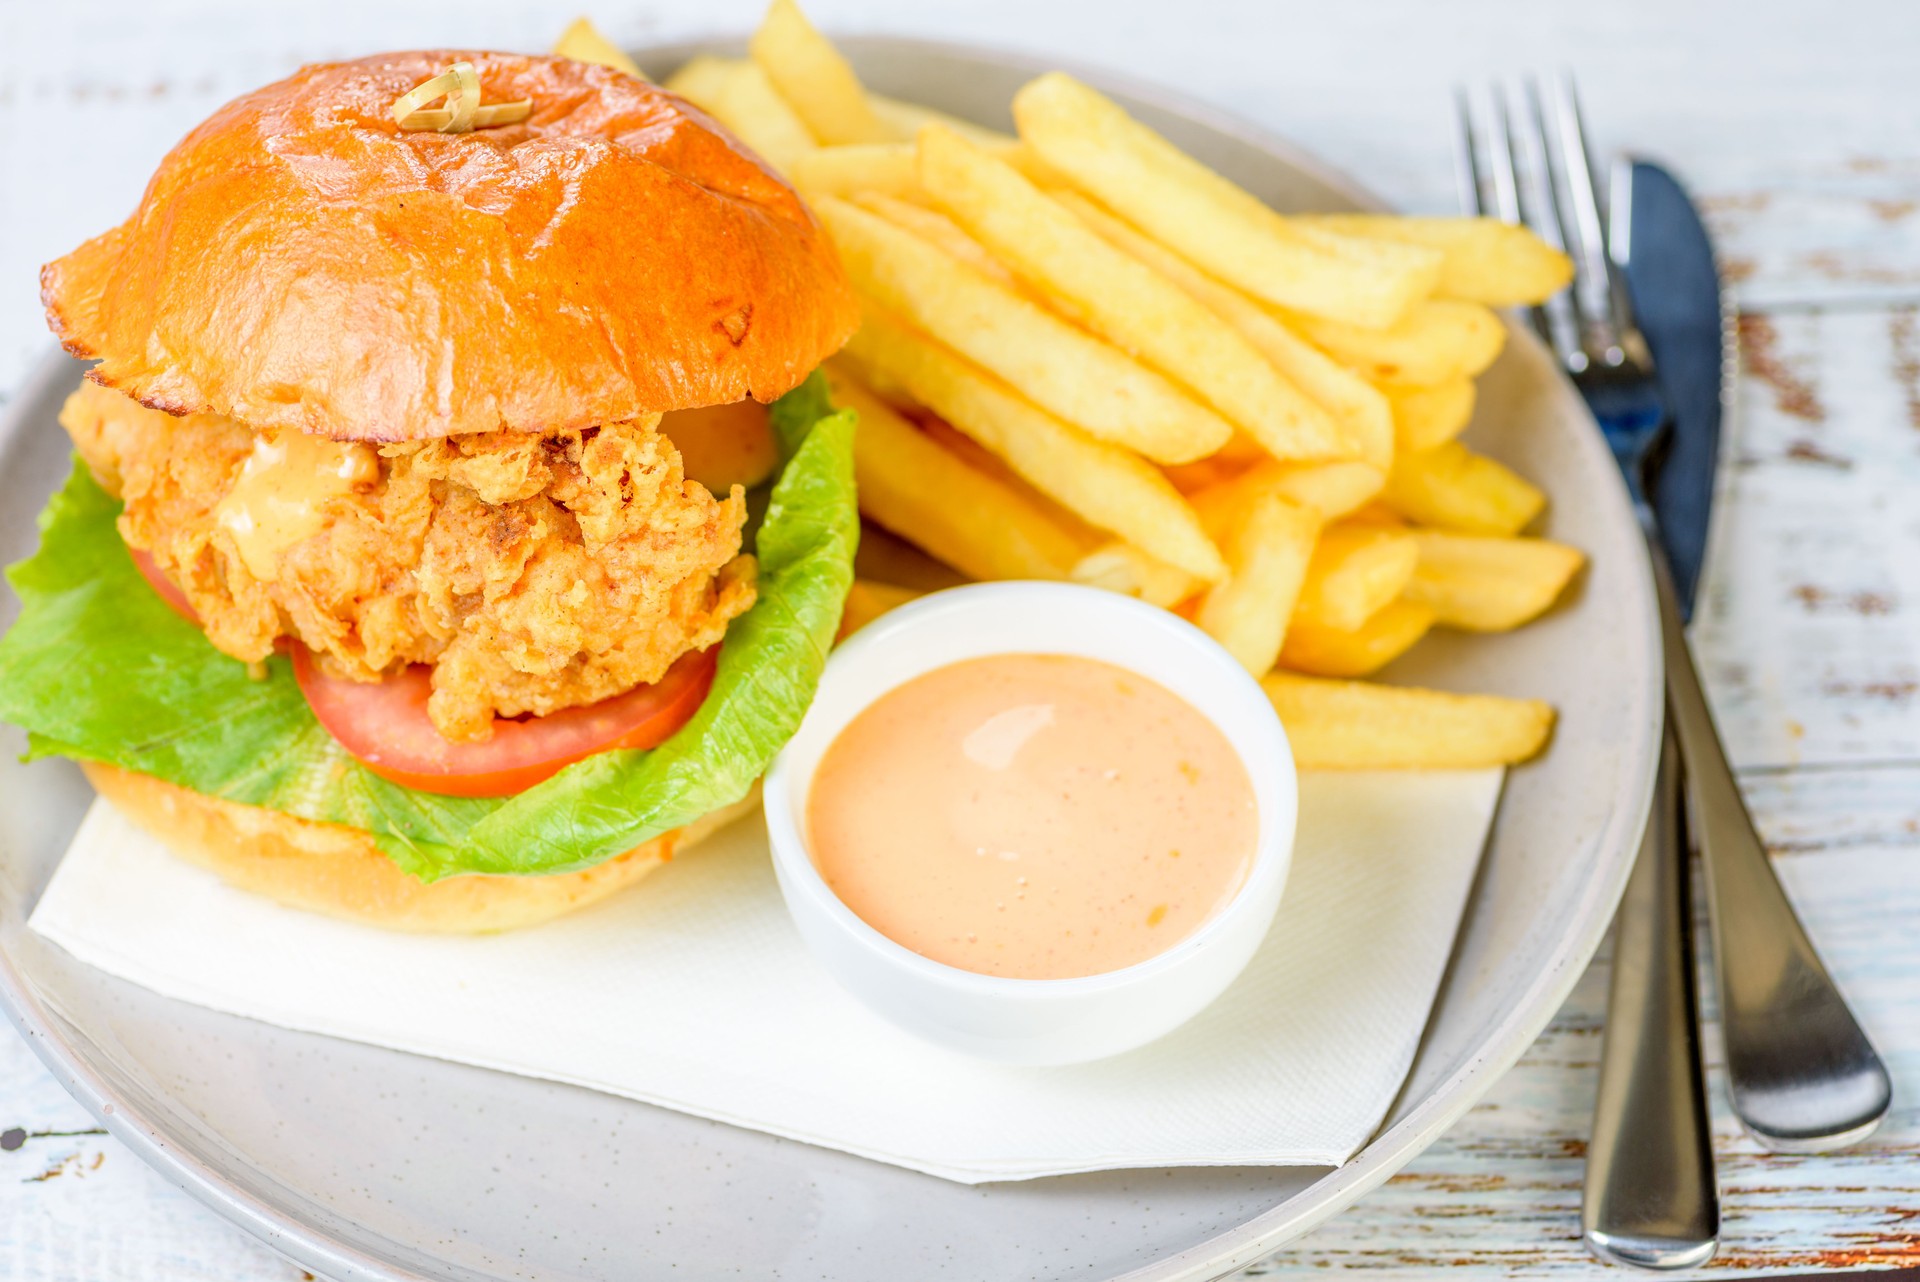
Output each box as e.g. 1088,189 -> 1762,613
0,375 -> 857,881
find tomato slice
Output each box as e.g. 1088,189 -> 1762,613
129,545 -> 200,625
292,644 -> 718,798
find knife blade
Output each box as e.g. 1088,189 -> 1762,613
1614,158 -> 1893,1153
1616,160 -> 1726,620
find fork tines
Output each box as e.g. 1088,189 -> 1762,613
1454,75 -> 1632,376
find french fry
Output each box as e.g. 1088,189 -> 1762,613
905,391 -> 1201,606
1387,379 -> 1476,454
1345,501 -> 1409,528
841,305 -> 1227,581
869,95 -> 1015,147
849,191 -> 1025,292
828,372 -> 1098,582
1293,214 -> 1574,307
909,408 -> 1021,483
1263,462 -> 1388,519
1279,600 -> 1436,678
663,56 -> 736,106
1053,191 -> 1393,469
1069,542 -> 1201,609
553,17 -> 645,79
1013,75 -> 1439,328
1405,531 -> 1586,631
1162,455 -> 1248,496
1186,469 -> 1278,540
855,523 -> 968,592
663,56 -> 817,173
789,139 -> 1032,199
1187,486 -> 1320,676
1282,300 -> 1507,387
916,126 -> 1351,463
790,143 -> 920,198
838,580 -> 926,640
817,197 -> 1232,463
1262,673 -> 1555,769
1159,431 -> 1275,495
1232,304 -> 1394,469
1192,458 -> 1385,523
840,389 -> 1200,603
1293,524 -> 1420,631
903,409 -> 1203,612
1383,441 -> 1546,536
749,0 -> 893,144
1213,431 -> 1273,466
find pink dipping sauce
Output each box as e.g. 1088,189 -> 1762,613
805,653 -> 1258,980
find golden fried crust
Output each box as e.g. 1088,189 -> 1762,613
81,761 -> 755,933
63,383 -> 756,742
41,51 -> 859,442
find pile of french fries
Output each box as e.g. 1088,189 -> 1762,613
557,5 -> 1587,771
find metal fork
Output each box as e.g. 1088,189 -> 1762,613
1460,84 -> 1715,1268
1457,77 -> 1892,1268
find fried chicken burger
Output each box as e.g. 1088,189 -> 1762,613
0,51 -> 862,931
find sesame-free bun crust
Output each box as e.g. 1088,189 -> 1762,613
80,761 -> 751,933
42,51 -> 858,442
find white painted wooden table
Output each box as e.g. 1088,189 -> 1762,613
2,2 -> 1917,1277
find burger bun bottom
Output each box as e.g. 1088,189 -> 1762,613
79,761 -> 751,933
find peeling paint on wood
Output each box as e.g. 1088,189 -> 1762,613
1703,159 -> 1920,312
1740,315 -> 1830,424
1887,308 -> 1920,431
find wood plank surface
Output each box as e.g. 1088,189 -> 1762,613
1,1 -> 1917,1278
1258,298 -> 1920,1277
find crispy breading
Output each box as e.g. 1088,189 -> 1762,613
61,382 -> 755,742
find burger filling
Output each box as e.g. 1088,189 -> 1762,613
60,382 -> 756,744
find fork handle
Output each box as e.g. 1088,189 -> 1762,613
1583,719 -> 1719,1270
1652,541 -> 1893,1151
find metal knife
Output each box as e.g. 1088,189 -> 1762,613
1621,162 -> 1726,620
1622,160 -> 1892,1156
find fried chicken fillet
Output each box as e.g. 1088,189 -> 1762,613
63,382 -> 755,743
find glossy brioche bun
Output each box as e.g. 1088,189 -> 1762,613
42,51 -> 858,442
80,761 -> 753,933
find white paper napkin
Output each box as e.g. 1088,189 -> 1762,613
30,769 -> 1502,1183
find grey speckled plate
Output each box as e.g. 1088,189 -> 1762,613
0,36 -> 1659,1282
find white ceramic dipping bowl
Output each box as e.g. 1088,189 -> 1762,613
763,582 -> 1298,1066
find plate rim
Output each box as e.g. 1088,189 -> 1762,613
0,32 -> 1662,1282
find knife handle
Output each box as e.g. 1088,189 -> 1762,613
1651,542 -> 1893,1151
1583,720 -> 1719,1270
